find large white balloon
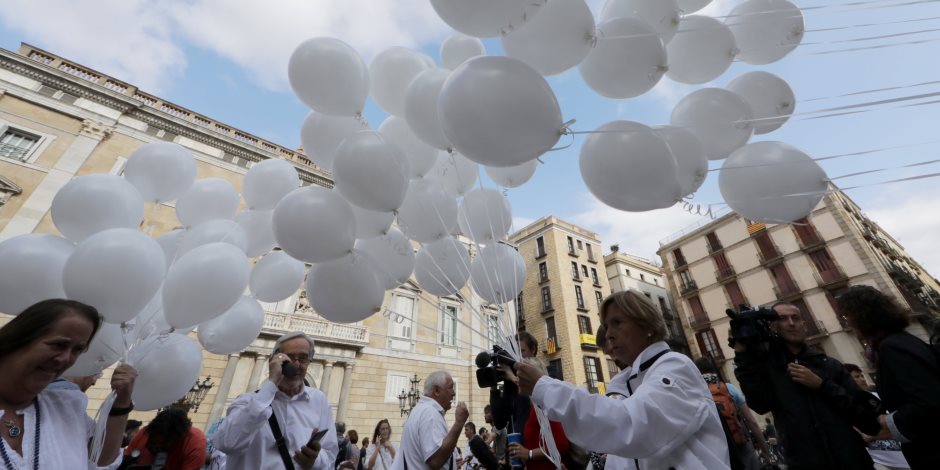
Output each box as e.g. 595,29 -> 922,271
63,228 -> 165,324
288,37 -> 369,116
414,236 -> 472,297
124,142 -> 196,203
236,209 -> 276,257
600,0 -> 681,44
272,187 -> 356,263
249,251 -> 306,303
243,159 -> 300,210
727,71 -> 795,135
378,116 -> 439,179
307,253 -> 384,323
404,68 -> 452,150
728,0 -> 804,65
580,120 -> 682,212
350,205 -> 395,240
458,189 -> 513,243
397,178 -> 459,243
485,160 -> 538,188
177,219 -> 248,256
719,141 -> 828,223
198,296 -> 265,355
0,234 -> 73,315
430,0 -> 542,38
671,88 -> 754,160
299,112 -> 369,171
133,289 -> 196,340
501,0 -> 594,76
370,47 -> 432,116
471,243 -> 527,305
439,56 -> 563,168
441,34 -> 486,69
333,131 -> 410,212
51,174 -> 144,243
66,322 -> 126,376
162,242 -> 249,329
666,16 -> 737,84
175,178 -> 240,228
356,229 -> 416,289
129,333 -> 203,411
427,152 -> 479,198
654,125 -> 708,197
677,0 -> 712,13
580,17 -> 667,99
155,229 -> 184,273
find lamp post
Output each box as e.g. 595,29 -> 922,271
397,374 -> 421,417
166,376 -> 214,413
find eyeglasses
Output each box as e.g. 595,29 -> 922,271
284,353 -> 311,364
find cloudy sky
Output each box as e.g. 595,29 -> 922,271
1,0 -> 938,275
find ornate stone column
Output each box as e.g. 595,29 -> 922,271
336,363 -> 355,421
246,354 -> 268,392
207,353 -> 240,424
319,361 -> 334,399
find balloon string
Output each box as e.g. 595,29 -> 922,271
708,140 -> 940,172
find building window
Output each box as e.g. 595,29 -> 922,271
583,357 -> 602,392
586,243 -> 596,261
539,262 -> 549,282
440,304 -> 458,347
644,292 -> 652,299
606,358 -> 620,377
640,273 -> 646,282
695,329 -> 724,359
546,316 -> 558,354
725,281 -> 749,309
754,232 -> 780,261
548,359 -> 564,381
0,128 -> 39,162
577,240 -> 583,250
541,286 -> 553,311
672,248 -> 688,268
658,297 -> 668,313
595,290 -> 604,307
571,261 -> 580,279
384,373 -> 411,403
706,232 -> 723,252
577,314 -> 593,335
567,236 -> 576,255
575,286 -> 586,310
516,293 -> 524,317
625,268 -> 631,277
486,314 -> 501,344
388,295 -> 416,350
536,236 -> 546,258
590,268 -> 600,286
581,264 -> 589,279
688,295 -> 708,325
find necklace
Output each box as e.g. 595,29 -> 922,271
2,420 -> 17,439
0,399 -> 40,470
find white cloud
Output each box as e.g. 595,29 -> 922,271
865,185 -> 940,278
512,216 -> 536,232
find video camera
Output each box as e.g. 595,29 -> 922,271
727,304 -> 780,351
475,345 -> 518,388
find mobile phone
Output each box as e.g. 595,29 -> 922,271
282,360 -> 299,379
307,428 -> 329,448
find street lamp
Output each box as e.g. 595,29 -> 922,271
397,374 -> 421,417
166,376 -> 214,413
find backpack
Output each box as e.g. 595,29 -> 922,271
709,382 -> 746,445
335,437 -> 350,469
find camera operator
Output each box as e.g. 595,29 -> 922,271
732,301 -> 884,470
482,331 -> 538,466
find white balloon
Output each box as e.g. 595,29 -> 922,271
397,178 -> 459,243
441,34 -> 486,69
66,322 -> 126,376
727,71 -> 795,135
236,209 -> 276,257
175,178 -> 240,227
501,0 -> 595,76
654,125 -> 708,197
719,141 -> 827,223
124,142 -> 196,203
728,0 -> 804,65
350,205 -> 395,240
356,229 -> 415,289
272,187 -> 356,263
155,229 -> 184,273
580,17 -> 667,99
129,333 -> 203,411
580,120 -> 682,211
299,112 -> 370,171
63,228 -> 165,324
378,116 -> 440,179
177,219 -> 248,256
288,37 -> 369,116
404,68 -> 452,150
333,131 -> 410,212
427,152 -> 479,198
439,56 -> 563,167
485,160 -> 538,188
0,234 -> 74,316
599,0 -> 681,44
198,296 -> 265,355
414,236 -> 472,297
666,16 -> 737,84
458,189 -> 513,243
671,87 -> 754,160
471,243 -> 527,305
133,288 -> 197,340
243,159 -> 301,210
430,0 -> 542,38
369,47 -> 432,116
51,174 -> 144,243
162,242 -> 249,329
677,0 -> 711,13
307,253 -> 384,323
249,251 -> 306,303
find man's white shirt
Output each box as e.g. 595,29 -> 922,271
391,396 -> 454,470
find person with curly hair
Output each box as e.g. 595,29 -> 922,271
837,285 -> 940,469
123,406 -> 206,469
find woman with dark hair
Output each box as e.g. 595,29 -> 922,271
122,406 -> 206,469
837,285 -> 940,469
0,298 -> 137,468
366,419 -> 396,470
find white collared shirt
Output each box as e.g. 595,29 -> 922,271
391,396 -> 454,470
365,442 -> 397,470
211,380 -> 339,470
0,388 -> 122,469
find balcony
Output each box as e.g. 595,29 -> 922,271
545,337 -> 559,354
580,334 -> 597,347
795,229 -> 825,251
813,268 -> 848,288
680,280 -> 699,296
689,316 -> 711,330
715,266 -> 736,282
674,258 -> 688,270
707,241 -> 723,254
757,248 -> 784,266
263,312 -> 369,346
806,320 -> 829,340
773,282 -> 802,300
887,264 -> 925,289
746,222 -> 767,235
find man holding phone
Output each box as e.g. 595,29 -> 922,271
212,331 -> 339,469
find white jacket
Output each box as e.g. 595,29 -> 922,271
531,342 -> 730,470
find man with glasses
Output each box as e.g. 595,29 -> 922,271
212,331 -> 339,469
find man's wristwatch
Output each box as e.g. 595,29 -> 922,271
109,402 -> 135,416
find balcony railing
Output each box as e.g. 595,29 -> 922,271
707,241 -> 723,253
674,257 -> 688,270
689,316 -> 710,330
795,229 -> 824,250
773,282 -> 802,300
680,280 -> 699,296
263,312 -> 369,345
887,264 -> 924,289
757,248 -> 783,265
813,268 -> 848,287
715,266 -> 736,281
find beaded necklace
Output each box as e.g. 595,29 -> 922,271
0,399 -> 40,470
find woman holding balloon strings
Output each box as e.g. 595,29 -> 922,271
0,299 -> 137,469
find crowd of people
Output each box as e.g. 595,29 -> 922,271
1,286 -> 938,469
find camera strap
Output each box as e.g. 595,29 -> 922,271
268,409 -> 296,470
